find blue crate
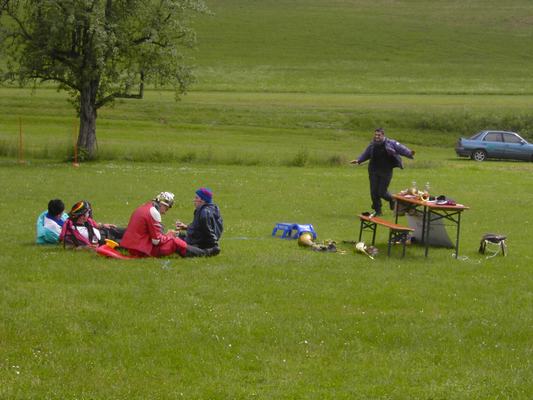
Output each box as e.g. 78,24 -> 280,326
272,223 -> 317,240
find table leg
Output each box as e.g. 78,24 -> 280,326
421,205 -> 428,245
424,209 -> 431,258
454,212 -> 461,258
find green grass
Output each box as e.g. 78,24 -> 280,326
1,159 -> 532,398
2,88 -> 533,165
1,0 -> 533,397
193,0 -> 533,94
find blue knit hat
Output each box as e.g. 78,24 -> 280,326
195,187 -> 213,203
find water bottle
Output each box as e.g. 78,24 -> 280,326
423,182 -> 430,200
410,181 -> 418,195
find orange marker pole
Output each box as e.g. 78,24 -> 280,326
73,119 -> 79,167
18,117 -> 24,164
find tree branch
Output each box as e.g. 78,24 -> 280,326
96,69 -> 144,108
29,73 -> 79,91
4,7 -> 32,41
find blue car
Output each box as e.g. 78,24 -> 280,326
455,130 -> 533,162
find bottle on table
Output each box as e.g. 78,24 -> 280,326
422,182 -> 430,200
410,181 -> 418,195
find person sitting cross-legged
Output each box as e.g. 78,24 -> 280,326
120,192 -> 220,258
175,187 -> 223,253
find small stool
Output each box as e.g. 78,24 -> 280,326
272,223 -> 317,240
272,223 -> 294,239
479,233 -> 507,256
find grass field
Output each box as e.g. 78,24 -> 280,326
1,0 -> 533,398
1,159 -> 532,398
192,0 -> 533,94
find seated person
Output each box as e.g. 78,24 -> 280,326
60,200 -> 125,247
36,199 -> 68,244
175,188 -> 223,251
120,191 -> 219,258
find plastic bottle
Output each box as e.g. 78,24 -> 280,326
423,182 -> 430,200
410,181 -> 417,195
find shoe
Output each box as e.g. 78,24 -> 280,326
205,246 -> 221,257
183,245 -> 220,257
183,245 -> 207,257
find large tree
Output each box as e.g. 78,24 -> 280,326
0,0 -> 207,159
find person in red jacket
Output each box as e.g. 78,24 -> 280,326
120,192 -> 219,258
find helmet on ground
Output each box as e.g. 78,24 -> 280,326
154,191 -> 175,208
69,200 -> 91,219
298,232 -> 315,247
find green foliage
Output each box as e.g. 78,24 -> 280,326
0,0 -> 207,97
0,0 -> 208,157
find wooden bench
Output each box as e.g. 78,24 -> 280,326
358,214 -> 414,257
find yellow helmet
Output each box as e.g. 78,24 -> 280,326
298,232 -> 314,247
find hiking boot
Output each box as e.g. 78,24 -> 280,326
183,245 -> 208,257
205,246 -> 221,257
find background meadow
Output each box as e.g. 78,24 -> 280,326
1,0 -> 532,398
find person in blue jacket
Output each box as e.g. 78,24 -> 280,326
350,128 -> 415,216
36,199 -> 68,244
175,188 -> 223,252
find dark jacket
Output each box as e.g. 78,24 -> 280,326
185,203 -> 223,248
356,137 -> 414,170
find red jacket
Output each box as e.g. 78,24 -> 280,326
121,202 -> 173,256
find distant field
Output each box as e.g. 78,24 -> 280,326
2,88 -> 533,164
193,0 -> 533,94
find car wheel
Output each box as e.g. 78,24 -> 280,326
471,149 -> 487,161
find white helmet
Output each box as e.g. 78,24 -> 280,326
154,191 -> 175,208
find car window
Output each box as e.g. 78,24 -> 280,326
503,133 -> 522,143
483,132 -> 502,142
469,132 -> 484,140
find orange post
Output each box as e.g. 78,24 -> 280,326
73,119 -> 79,167
18,117 -> 25,164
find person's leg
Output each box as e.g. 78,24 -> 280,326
100,226 -> 126,242
155,237 -> 219,258
376,170 -> 394,209
153,237 -> 188,257
369,171 -> 382,214
184,244 -> 220,257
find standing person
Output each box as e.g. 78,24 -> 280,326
350,128 -> 415,216
36,199 -> 68,244
120,192 -> 219,258
175,187 -> 223,252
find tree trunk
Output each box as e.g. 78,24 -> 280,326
78,80 -> 99,160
